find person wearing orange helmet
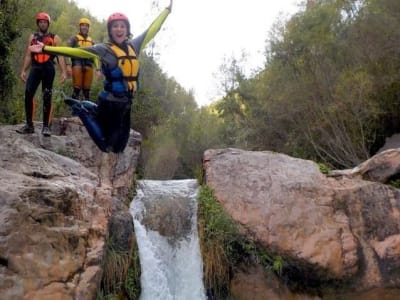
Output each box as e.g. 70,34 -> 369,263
29,0 -> 173,153
66,18 -> 100,101
17,12 -> 67,136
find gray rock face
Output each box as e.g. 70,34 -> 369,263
0,119 -> 140,300
203,148 -> 400,294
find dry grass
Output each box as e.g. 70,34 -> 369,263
102,242 -> 131,295
197,186 -> 239,298
197,185 -> 286,299
198,217 -> 230,293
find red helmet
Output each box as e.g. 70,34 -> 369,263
107,12 -> 129,25
36,12 -> 51,24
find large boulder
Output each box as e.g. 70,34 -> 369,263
0,119 -> 140,300
203,148 -> 400,294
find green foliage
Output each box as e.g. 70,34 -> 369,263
124,262 -> 141,300
388,178 -> 400,189
101,240 -> 131,296
179,107 -> 226,177
198,186 -> 237,299
141,128 -> 180,179
135,53 -> 228,179
198,185 -> 285,299
0,0 -> 20,124
214,0 -> 400,169
138,104 -> 227,179
99,237 -> 141,300
318,162 -> 331,174
271,255 -> 284,276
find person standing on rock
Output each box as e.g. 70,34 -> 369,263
28,1 -> 173,152
17,12 -> 67,137
66,17 -> 100,101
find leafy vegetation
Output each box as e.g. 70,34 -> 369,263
318,162 -> 331,175
98,233 -> 141,300
0,0 -> 20,123
387,177 -> 400,189
213,0 -> 400,169
198,185 -> 285,299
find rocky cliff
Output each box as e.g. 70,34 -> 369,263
3,117 -> 400,299
203,148 -> 400,298
0,119 -> 140,300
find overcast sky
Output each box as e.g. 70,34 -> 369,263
73,0 -> 301,106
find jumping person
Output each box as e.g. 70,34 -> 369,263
67,18 -> 99,100
18,12 -> 67,136
29,1 -> 173,152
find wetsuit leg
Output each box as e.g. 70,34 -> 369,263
81,100 -> 98,115
75,107 -> 108,152
72,65 -> 83,100
111,104 -> 131,153
65,97 -> 107,152
83,89 -> 90,100
24,68 -> 42,126
41,64 -> 55,127
82,65 -> 93,101
97,94 -> 132,153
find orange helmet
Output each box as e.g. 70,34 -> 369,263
36,12 -> 51,24
107,12 -> 131,38
79,18 -> 91,27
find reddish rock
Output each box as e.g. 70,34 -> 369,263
203,148 -> 400,294
0,119 -> 140,299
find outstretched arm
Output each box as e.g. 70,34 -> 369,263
167,0 -> 173,11
29,42 -> 100,61
132,1 -> 172,52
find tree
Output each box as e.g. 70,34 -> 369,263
214,0 -> 400,168
0,0 -> 20,123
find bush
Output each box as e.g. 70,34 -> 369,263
198,185 -> 284,299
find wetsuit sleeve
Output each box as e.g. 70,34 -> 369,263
44,45 -> 101,70
132,7 -> 171,53
43,45 -> 99,61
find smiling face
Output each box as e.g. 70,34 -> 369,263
109,20 -> 128,44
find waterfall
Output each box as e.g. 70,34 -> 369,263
130,179 -> 206,300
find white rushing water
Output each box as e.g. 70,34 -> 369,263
130,179 -> 206,300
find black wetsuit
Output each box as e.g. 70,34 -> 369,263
25,33 -> 56,128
